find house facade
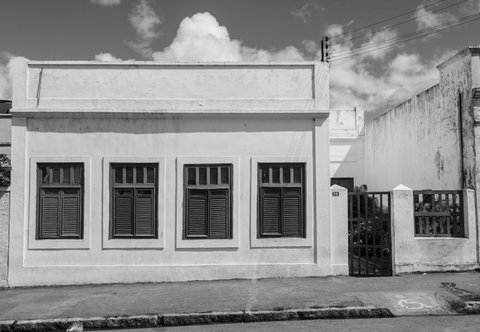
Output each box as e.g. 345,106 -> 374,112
6,59 -> 350,286
4,47 -> 479,287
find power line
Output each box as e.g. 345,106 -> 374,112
331,11 -> 480,59
334,0 -> 466,45
335,13 -> 479,58
332,15 -> 480,62
330,0 -> 455,39
331,11 -> 479,58
331,13 -> 480,63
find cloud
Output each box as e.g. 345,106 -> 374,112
128,0 -> 163,58
326,22 -> 441,116
415,3 -> 456,37
94,52 -> 123,62
291,2 -> 325,23
459,0 -> 480,15
0,52 -> 16,100
148,12 -> 440,115
153,12 -> 241,61
89,0 -> 121,7
358,29 -> 398,60
104,11 -> 442,116
329,52 -> 439,116
152,12 -> 304,62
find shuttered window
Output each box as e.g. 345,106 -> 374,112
111,164 -> 157,238
37,163 -> 83,239
184,164 -> 232,239
258,163 -> 305,238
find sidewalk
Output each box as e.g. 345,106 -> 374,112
1,271 -> 480,331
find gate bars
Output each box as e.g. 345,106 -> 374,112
348,192 -> 392,277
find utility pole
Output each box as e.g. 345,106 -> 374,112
320,36 -> 330,63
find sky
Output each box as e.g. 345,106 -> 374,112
1,0 -> 480,118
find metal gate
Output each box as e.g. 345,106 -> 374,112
348,192 -> 392,277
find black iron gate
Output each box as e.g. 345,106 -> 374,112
348,192 -> 392,277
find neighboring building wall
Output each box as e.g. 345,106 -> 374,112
0,190 -> 8,287
329,107 -> 365,187
365,48 -> 480,192
8,59 -> 338,286
365,47 -> 480,273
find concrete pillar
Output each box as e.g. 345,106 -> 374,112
0,189 -> 9,287
330,185 -> 348,275
463,189 -> 479,264
391,184 -> 414,275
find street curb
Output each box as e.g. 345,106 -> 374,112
0,306 -> 393,331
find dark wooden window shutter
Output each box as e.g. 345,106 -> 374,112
39,190 -> 61,238
209,189 -> 229,239
60,189 -> 81,237
114,188 -> 134,236
186,189 -> 208,237
110,164 -> 157,239
258,164 -> 305,238
37,163 -> 84,239
282,188 -> 302,236
135,189 -> 155,236
184,165 -> 232,239
260,188 -> 281,236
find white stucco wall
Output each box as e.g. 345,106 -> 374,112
0,190 -> 8,287
329,107 -> 365,186
8,59 -> 338,286
391,186 -> 478,273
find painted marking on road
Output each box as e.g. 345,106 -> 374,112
396,294 -> 434,310
383,292 -> 449,315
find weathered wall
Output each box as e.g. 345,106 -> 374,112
0,190 -> 8,287
365,84 -> 462,191
365,48 -> 480,192
391,186 -> 477,273
438,49 -> 476,189
329,107 -> 365,186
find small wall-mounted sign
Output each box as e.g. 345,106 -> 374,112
332,192 -> 339,196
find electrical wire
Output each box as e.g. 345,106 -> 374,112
331,11 -> 480,59
333,0 -> 467,44
330,0 -> 455,39
331,13 -> 480,63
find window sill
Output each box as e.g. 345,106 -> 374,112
28,238 -> 90,250
103,238 -> 164,249
250,236 -> 312,248
176,238 -> 239,250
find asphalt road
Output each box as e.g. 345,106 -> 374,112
104,315 -> 480,331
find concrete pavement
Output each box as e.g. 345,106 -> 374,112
0,271 -> 479,331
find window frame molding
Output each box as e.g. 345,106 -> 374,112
102,156 -> 165,249
250,157 -> 313,248
28,156 -> 91,250
176,156 -> 240,249
183,163 -> 233,240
